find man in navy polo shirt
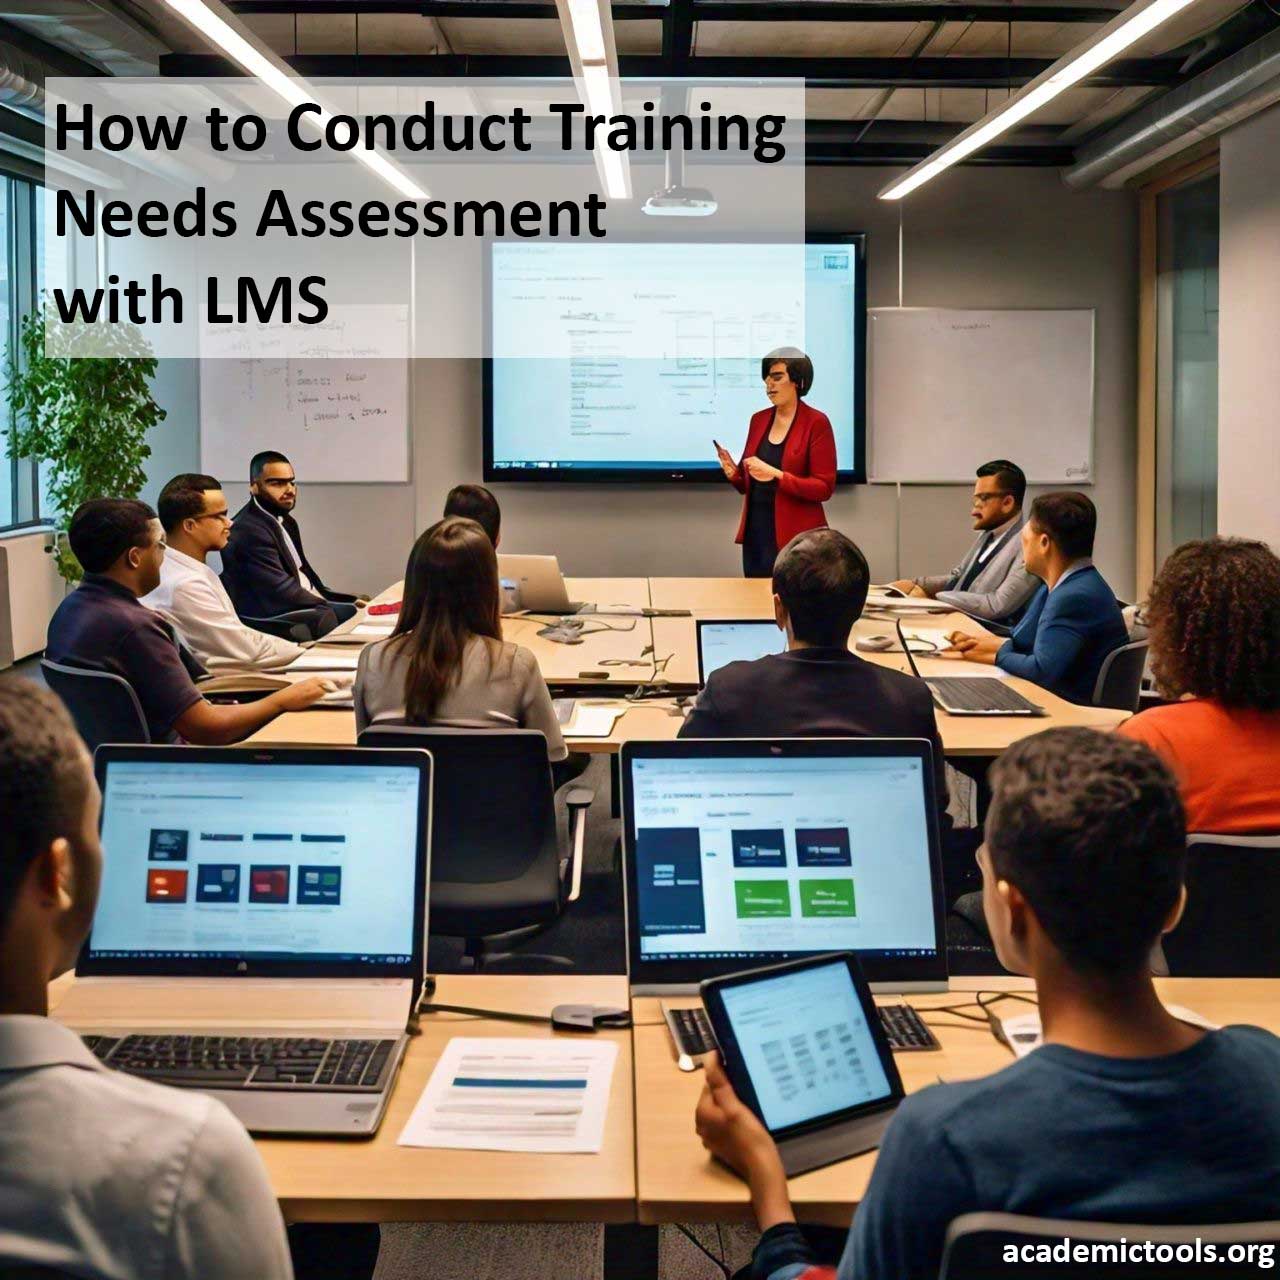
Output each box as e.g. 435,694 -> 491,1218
45,499 -> 328,744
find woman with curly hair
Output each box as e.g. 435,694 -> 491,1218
1119,537 -> 1280,832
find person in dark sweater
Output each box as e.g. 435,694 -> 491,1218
680,527 -> 949,825
694,728 -> 1280,1280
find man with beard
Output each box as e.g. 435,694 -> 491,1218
220,450 -> 368,637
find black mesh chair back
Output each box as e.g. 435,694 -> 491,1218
41,659 -> 150,751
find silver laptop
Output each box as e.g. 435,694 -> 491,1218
695,619 -> 789,687
56,745 -> 431,1138
895,618 -> 1045,716
620,737 -> 948,994
497,553 -> 586,613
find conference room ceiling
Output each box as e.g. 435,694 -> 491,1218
10,0 -> 1280,166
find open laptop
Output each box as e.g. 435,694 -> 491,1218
497,553 -> 586,613
620,738 -> 948,994
695,619 -> 789,687
895,618 -> 1045,716
55,745 -> 431,1138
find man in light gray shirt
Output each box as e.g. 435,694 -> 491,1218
891,458 -> 1039,624
0,681 -> 293,1280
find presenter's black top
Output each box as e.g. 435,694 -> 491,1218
742,431 -> 786,576
44,574 -> 206,741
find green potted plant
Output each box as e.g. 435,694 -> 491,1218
6,299 -> 164,583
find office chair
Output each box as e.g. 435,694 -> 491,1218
240,606 -> 334,642
357,726 -> 593,971
1159,833 -> 1280,977
41,659 -> 150,751
1091,639 -> 1149,712
940,1212 -> 1280,1278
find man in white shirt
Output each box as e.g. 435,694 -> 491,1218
143,473 -> 309,671
0,680 -> 293,1280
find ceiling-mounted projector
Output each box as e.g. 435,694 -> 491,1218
641,185 -> 718,216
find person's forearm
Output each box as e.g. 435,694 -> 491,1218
749,1159 -> 796,1231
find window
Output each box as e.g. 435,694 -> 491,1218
1,172 -> 51,533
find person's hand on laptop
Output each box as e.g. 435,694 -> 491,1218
695,1055 -> 795,1230
948,631 -> 1004,663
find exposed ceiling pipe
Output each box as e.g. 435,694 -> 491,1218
0,39 -> 49,115
1064,25 -> 1280,187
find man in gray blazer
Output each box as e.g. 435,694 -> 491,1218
890,459 -> 1039,624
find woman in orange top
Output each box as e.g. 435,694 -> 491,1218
1120,537 -> 1280,833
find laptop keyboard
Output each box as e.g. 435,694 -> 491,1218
927,677 -> 1041,714
81,1034 -> 397,1091
666,1004 -> 940,1056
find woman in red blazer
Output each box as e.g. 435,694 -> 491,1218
715,347 -> 838,577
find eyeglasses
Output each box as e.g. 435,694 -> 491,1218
972,491 -> 1011,504
196,511 -> 232,524
260,477 -> 298,488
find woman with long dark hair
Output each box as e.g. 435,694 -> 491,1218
354,516 -> 567,761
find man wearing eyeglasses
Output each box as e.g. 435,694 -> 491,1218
142,473 -> 311,671
220,451 -> 367,637
889,458 -> 1038,625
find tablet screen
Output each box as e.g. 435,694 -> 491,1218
718,957 -> 894,1133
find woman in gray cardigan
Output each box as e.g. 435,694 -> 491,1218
354,516 -> 567,762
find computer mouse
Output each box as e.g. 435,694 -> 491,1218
856,634 -> 895,653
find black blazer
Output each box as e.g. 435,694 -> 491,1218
220,499 -> 355,619
680,647 -> 950,822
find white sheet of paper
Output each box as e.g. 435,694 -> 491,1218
351,623 -> 396,636
398,1037 -> 617,1154
286,651 -> 361,671
565,703 -> 624,738
865,592 -> 953,612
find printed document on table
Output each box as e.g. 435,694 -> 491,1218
285,650 -> 361,671
398,1037 -> 617,1153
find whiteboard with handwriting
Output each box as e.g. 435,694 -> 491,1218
869,308 -> 1095,485
198,308 -> 409,483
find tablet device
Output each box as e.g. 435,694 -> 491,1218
700,952 -> 905,1176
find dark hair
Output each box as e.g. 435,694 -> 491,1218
250,450 -> 290,482
1146,537 -> 1280,711
986,728 -> 1186,974
976,459 -> 1027,508
67,499 -> 156,574
760,347 -> 814,398
391,517 -> 503,722
1029,491 -> 1096,561
772,528 -> 870,647
443,484 -> 501,545
157,473 -> 221,534
0,682 -> 90,941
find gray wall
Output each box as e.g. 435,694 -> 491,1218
141,166 -> 1139,598
1219,103 -> 1280,549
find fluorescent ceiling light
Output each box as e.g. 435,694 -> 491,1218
879,0 -> 1200,200
158,0 -> 429,201
563,0 -> 608,64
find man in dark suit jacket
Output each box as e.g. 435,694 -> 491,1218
219,451 -> 367,637
951,491 -> 1127,704
680,527 -> 950,827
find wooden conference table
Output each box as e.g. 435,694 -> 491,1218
50,975 -> 1280,1224
247,576 -> 1128,753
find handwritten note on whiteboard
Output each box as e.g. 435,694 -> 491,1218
199,306 -> 410,482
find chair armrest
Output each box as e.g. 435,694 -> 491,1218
564,788 -> 594,903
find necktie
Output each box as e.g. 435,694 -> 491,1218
956,533 -> 995,592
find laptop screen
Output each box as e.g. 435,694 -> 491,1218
82,749 -> 429,977
622,740 -> 946,989
696,621 -> 788,686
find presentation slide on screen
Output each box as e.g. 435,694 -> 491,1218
721,960 -> 892,1131
489,242 -> 858,474
631,755 -> 936,960
90,761 -> 421,962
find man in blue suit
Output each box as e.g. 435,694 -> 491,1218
949,492 -> 1126,704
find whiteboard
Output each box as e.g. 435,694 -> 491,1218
869,308 -> 1095,485
198,307 -> 410,483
